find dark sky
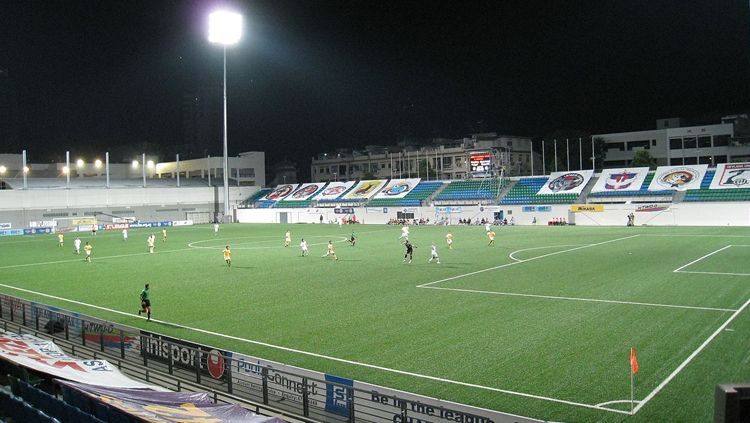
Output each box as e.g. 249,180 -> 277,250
2,0 -> 749,176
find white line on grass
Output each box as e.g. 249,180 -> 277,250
419,286 -> 736,312
417,234 -> 640,288
0,283 -> 631,415
631,297 -> 750,415
672,245 -> 732,273
508,245 -> 582,262
674,270 -> 750,277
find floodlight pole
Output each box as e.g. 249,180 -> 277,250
105,152 -> 110,188
142,153 -> 146,188
530,141 -> 534,176
22,150 -> 27,189
207,155 -> 211,186
221,46 -> 230,223
176,153 -> 180,187
66,151 -> 70,189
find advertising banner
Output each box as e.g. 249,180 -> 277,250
71,218 -> 97,225
334,207 -> 355,214
373,179 -> 421,199
536,170 -> 594,195
0,229 -> 24,236
570,204 -> 604,213
312,181 -> 356,200
647,165 -> 708,191
0,223 -> 10,229
23,228 -> 53,235
434,206 -> 463,213
709,162 -> 750,189
140,331 -> 228,381
590,167 -> 650,193
343,180 -> 388,199
281,183 -> 325,201
0,331 -> 157,389
58,381 -> 284,423
104,223 -> 130,230
29,221 -> 58,228
264,184 -> 298,201
171,220 -> 194,226
635,204 -> 670,212
128,221 -> 173,229
112,216 -> 136,224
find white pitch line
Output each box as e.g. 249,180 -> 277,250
419,286 -> 736,312
417,234 -> 640,288
0,283 -> 629,415
631,297 -> 750,414
675,270 -> 750,277
0,247 -> 197,270
508,245 -> 582,262
672,245 -> 732,273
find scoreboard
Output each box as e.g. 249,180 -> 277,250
470,151 -> 492,177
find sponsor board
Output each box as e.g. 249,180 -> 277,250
140,331 -> 228,381
313,181 -> 357,200
128,221 -> 173,229
23,228 -> 53,235
0,223 -> 10,229
29,220 -> 58,228
71,218 -> 97,225
104,223 -> 130,230
265,184 -> 298,201
112,217 -> 135,224
590,167 -> 650,192
710,162 -> 750,189
171,219 -> 194,226
334,207 -> 355,214
648,165 -> 708,191
635,204 -> 670,212
521,206 -> 552,212
344,180 -> 388,199
570,204 -> 604,213
537,170 -> 594,195
434,206 -> 463,213
480,206 -> 502,212
281,183 -> 323,201
373,179 -> 421,199
0,229 -> 24,236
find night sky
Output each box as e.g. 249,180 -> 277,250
2,0 -> 749,179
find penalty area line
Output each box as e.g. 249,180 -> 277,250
0,283 -> 629,415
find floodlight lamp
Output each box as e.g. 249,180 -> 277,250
147,160 -> 155,169
94,159 -> 103,168
23,166 -> 29,174
132,160 -> 139,169
62,166 -> 69,175
0,165 -> 6,174
208,11 -> 243,45
76,159 -> 84,168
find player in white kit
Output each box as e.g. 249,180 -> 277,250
300,239 -> 309,256
428,242 -> 440,264
74,237 -> 81,255
122,228 -> 128,241
398,225 -> 410,240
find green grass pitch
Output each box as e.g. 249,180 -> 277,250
1,223 -> 749,422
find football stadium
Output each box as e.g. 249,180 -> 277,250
2,2 -> 750,423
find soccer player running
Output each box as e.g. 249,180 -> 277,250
403,239 -> 415,263
84,241 -> 92,262
398,225 -> 410,240
348,232 -> 357,246
162,228 -> 167,242
74,237 -> 81,255
147,234 -> 155,254
428,242 -> 441,264
138,284 -> 151,321
57,233 -> 64,247
223,245 -> 231,267
487,230 -> 496,246
284,230 -> 292,247
122,228 -> 128,241
446,231 -> 454,249
300,239 -> 309,256
322,241 -> 338,260
214,223 -> 219,236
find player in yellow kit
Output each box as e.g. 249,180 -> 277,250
284,230 -> 292,247
487,230 -> 496,246
322,241 -> 338,260
84,241 -> 92,262
57,233 -> 64,247
223,245 -> 231,267
445,231 -> 454,249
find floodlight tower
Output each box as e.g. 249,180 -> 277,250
208,10 -> 243,222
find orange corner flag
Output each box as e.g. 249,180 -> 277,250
630,347 -> 639,374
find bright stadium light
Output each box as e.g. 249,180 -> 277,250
132,160 -> 139,169
62,166 -> 69,175
209,9 -> 243,223
146,160 -> 155,169
0,165 -> 6,175
94,159 -> 102,168
76,159 -> 84,168
23,166 -> 29,174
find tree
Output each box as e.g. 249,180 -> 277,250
630,150 -> 657,169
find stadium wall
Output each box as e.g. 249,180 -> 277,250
0,186 -> 258,229
236,202 -> 750,226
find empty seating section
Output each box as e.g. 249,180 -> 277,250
435,179 -> 500,201
368,181 -> 444,207
1,377 -> 105,423
684,170 -> 750,201
245,188 -> 272,204
500,177 -> 577,204
588,173 -> 672,198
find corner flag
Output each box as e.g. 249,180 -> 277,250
630,347 -> 639,374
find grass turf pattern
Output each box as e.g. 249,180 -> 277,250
0,223 -> 748,422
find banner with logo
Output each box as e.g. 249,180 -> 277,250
263,184 -> 298,201
343,180 -> 388,199
0,223 -> 10,230
29,220 -> 57,228
590,167 -> 650,193
0,331 -> 157,389
281,183 -> 325,201
373,179 -> 421,199
58,380 -> 284,423
312,181 -> 356,200
570,204 -> 604,212
140,331 -> 228,381
709,162 -> 750,189
536,170 -> 594,195
648,165 -> 708,191
171,220 -> 194,226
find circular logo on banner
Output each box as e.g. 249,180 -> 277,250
322,185 -> 346,196
266,185 -> 294,200
548,173 -> 584,193
657,168 -> 697,189
207,349 -> 225,379
292,184 -> 319,199
384,182 -> 411,196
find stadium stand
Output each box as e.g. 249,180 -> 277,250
244,188 -> 273,205
684,169 -> 750,202
367,181 -> 445,207
587,172 -> 673,202
434,179 -> 501,202
317,182 -> 361,206
7,378 -> 105,423
499,177 -> 578,204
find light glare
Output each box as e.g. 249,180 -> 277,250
76,159 -> 84,168
62,166 -> 69,175
147,160 -> 155,168
23,166 -> 29,174
132,160 -> 139,169
0,165 -> 6,174
94,159 -> 103,168
208,11 -> 243,45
